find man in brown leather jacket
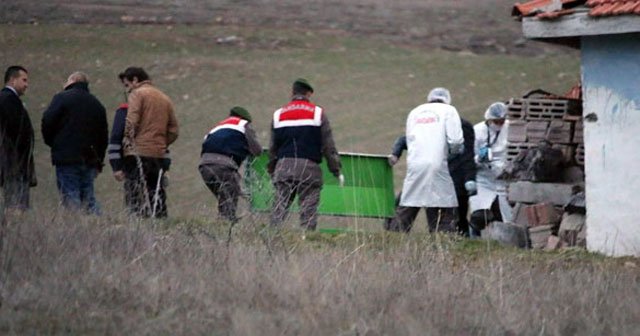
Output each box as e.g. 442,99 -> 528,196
115,67 -> 179,218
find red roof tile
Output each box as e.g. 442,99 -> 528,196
513,0 -> 640,18
513,0 -> 581,16
589,0 -> 640,16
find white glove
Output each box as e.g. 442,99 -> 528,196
464,180 -> 477,196
387,154 -> 399,166
339,174 -> 345,188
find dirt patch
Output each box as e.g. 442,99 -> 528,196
0,0 -> 564,56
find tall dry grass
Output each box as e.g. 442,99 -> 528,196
0,208 -> 638,335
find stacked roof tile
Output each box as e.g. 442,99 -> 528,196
513,0 -> 640,19
588,0 -> 640,16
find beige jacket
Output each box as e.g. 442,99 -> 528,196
123,81 -> 179,158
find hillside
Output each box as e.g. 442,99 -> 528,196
0,22 -> 579,222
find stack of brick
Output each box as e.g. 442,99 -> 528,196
509,182 -> 564,249
502,94 -> 587,250
508,181 -> 585,250
506,97 -> 584,166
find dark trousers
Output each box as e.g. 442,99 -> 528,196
387,205 -> 458,233
123,156 -> 167,218
1,178 -> 30,210
55,164 -> 100,215
270,159 -> 323,231
469,196 -> 503,236
456,192 -> 471,236
199,163 -> 241,223
384,191 -> 466,235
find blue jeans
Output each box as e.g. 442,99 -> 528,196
55,164 -> 100,215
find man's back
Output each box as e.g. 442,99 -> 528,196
406,102 -> 461,169
42,82 -> 108,166
0,87 -> 34,180
125,82 -> 178,158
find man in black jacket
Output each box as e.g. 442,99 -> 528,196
42,72 -> 108,214
386,117 -> 477,235
0,65 -> 36,211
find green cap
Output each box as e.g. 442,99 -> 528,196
230,106 -> 252,122
293,78 -> 314,93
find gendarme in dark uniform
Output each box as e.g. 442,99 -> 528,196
268,78 -> 341,230
199,106 -> 261,222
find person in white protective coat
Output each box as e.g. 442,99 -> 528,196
387,87 -> 465,233
468,102 -> 513,236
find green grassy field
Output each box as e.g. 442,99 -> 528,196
2,24 -> 579,228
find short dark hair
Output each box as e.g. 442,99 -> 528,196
118,67 -> 150,82
4,65 -> 27,84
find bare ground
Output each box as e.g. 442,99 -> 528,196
0,0 -> 563,56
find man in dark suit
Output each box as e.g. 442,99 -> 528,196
0,65 -> 36,212
42,72 -> 108,214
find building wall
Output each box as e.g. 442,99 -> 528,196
582,33 -> 640,256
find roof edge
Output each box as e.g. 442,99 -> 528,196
523,10 -> 640,38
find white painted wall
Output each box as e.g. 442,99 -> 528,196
582,34 -> 640,256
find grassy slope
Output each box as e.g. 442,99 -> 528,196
1,24 -> 579,226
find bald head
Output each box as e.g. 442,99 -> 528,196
65,71 -> 89,88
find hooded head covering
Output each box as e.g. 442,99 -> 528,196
427,87 -> 451,105
484,102 -> 507,120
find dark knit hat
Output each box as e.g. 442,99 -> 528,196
230,106 -> 252,122
293,78 -> 314,93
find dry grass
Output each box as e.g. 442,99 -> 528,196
1,210 -> 638,335
0,14 -> 635,335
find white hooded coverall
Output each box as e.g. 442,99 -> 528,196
469,120 -> 512,221
400,102 -> 464,208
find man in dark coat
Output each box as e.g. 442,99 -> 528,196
0,65 -> 36,211
386,117 -> 477,235
42,72 -> 108,214
199,106 -> 262,223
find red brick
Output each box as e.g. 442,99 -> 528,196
534,202 -> 561,225
525,205 -> 539,227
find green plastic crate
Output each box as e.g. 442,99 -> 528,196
245,151 -> 395,218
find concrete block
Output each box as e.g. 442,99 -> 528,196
559,213 -> 586,232
572,120 -> 584,144
506,98 -> 526,120
575,144 -> 585,165
545,235 -> 562,250
508,181 -> 576,206
511,203 -> 530,227
481,221 -> 528,248
507,120 -> 527,143
546,120 -> 572,144
529,224 -> 554,249
524,99 -> 568,121
526,121 -> 549,142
